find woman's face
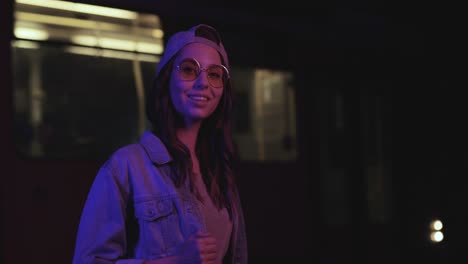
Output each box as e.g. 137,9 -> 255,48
169,43 -> 225,126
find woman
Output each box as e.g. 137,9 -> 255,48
72,24 -> 247,264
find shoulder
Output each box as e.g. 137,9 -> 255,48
97,143 -> 145,176
113,143 -> 146,161
97,131 -> 172,179
106,130 -> 170,166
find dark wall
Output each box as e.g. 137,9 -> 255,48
0,0 -> 13,262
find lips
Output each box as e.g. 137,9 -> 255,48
187,94 -> 210,101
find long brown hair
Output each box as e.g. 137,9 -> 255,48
145,34 -> 238,211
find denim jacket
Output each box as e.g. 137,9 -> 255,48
72,131 -> 247,264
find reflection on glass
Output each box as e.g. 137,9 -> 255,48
12,0 -> 162,159
12,0 -> 297,161
232,68 -> 297,161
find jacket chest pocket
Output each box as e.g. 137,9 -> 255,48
134,198 -> 180,257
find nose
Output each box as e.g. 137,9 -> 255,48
194,69 -> 210,89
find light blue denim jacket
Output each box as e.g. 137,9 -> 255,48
72,131 -> 247,264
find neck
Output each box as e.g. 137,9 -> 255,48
177,122 -> 202,175
176,121 -> 201,156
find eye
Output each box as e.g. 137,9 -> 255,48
207,66 -> 223,79
180,64 -> 197,74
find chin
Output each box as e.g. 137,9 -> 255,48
189,114 -> 209,121
189,109 -> 215,118
184,112 -> 209,122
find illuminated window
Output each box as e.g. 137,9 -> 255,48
12,0 -> 163,158
232,68 -> 297,161
12,0 -> 297,161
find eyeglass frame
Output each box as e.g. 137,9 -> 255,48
175,58 -> 230,88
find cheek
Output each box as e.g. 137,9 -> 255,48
213,89 -> 224,101
170,96 -> 185,116
214,89 -> 224,105
169,79 -> 186,109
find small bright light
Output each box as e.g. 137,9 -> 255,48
431,219 -> 443,231
152,29 -> 164,39
71,35 -> 98,46
17,0 -> 138,20
12,40 -> 40,49
70,35 -> 163,54
98,38 -> 135,51
14,27 -> 49,40
136,42 -> 163,54
65,46 -> 159,63
430,231 -> 444,242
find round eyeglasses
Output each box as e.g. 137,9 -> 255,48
175,58 -> 230,88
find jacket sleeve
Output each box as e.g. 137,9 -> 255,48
72,158 -> 145,264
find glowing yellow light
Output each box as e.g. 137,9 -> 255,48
65,46 -> 97,56
136,42 -> 163,54
152,29 -> 164,39
65,46 -> 159,63
17,12 -> 98,30
16,12 -> 161,41
70,35 -> 162,54
12,40 -> 40,49
14,27 -> 49,40
431,219 -> 443,231
16,0 -> 138,20
99,37 -> 136,51
430,231 -> 444,242
71,35 -> 98,46
100,50 -> 159,63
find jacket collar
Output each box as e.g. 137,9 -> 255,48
139,130 -> 172,165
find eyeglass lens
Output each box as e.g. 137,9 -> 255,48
178,59 -> 226,88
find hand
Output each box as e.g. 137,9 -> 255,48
177,231 -> 218,264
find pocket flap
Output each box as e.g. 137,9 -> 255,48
135,198 -> 173,221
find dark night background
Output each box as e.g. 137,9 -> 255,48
1,0 -> 465,263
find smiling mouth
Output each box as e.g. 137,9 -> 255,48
188,95 -> 209,101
